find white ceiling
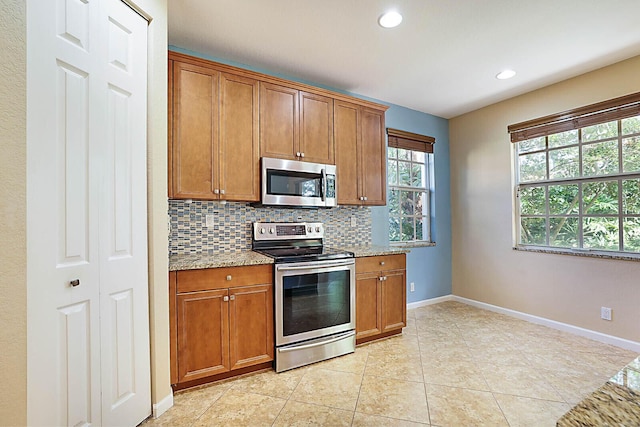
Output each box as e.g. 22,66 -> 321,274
168,0 -> 640,119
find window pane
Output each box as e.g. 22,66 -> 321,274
388,147 -> 397,159
519,152 -> 547,182
401,217 -> 414,241
398,148 -> 410,160
583,181 -> 618,214
582,140 -> 619,176
582,120 -> 618,142
416,217 -> 425,241
398,161 -> 411,186
623,179 -> 640,214
623,218 -> 640,252
518,137 -> 545,153
583,217 -> 619,250
388,189 -> 399,215
520,218 -> 546,245
415,191 -> 427,215
549,129 -> 578,148
622,116 -> 640,136
388,160 -> 398,185
550,217 -> 579,248
389,217 -> 400,242
549,184 -> 579,215
622,136 -> 640,173
412,151 -> 425,163
400,190 -> 414,215
411,163 -> 424,187
549,146 -> 579,179
520,186 -> 546,215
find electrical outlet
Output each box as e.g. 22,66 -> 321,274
410,282 -> 415,292
601,306 -> 612,321
205,214 -> 215,228
350,216 -> 357,227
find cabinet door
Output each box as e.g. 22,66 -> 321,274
219,73 -> 260,201
260,82 -> 298,160
300,91 -> 334,164
360,108 -> 386,205
176,289 -> 229,383
171,61 -> 219,199
335,101 -> 361,205
381,269 -> 406,333
355,273 -> 382,340
228,284 -> 274,370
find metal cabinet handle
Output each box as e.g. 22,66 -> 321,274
226,275 -> 232,281
380,261 -> 385,266
363,196 -> 368,201
223,295 -> 229,302
70,279 -> 80,287
220,189 -> 225,195
230,295 -> 235,301
300,152 -> 305,158
214,189 -> 219,194
296,151 -> 301,157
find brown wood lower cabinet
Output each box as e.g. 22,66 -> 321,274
170,265 -> 274,387
355,254 -> 406,344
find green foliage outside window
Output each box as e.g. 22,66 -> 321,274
517,117 -> 640,253
388,147 -> 430,243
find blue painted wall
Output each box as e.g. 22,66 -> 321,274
170,46 -> 452,302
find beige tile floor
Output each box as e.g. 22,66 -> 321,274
142,301 -> 637,426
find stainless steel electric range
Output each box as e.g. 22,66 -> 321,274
252,222 -> 356,372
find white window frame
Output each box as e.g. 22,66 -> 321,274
387,146 -> 433,245
514,119 -> 640,258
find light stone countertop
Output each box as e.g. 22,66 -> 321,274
169,245 -> 409,271
169,251 -> 273,271
556,355 -> 640,426
339,245 -> 410,258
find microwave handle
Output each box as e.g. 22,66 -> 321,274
321,168 -> 326,202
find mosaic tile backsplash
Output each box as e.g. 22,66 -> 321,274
169,200 -> 372,255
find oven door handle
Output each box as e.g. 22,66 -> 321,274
276,260 -> 354,271
277,330 -> 355,353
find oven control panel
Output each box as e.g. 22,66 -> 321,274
253,222 -> 324,240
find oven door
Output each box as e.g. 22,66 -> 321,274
274,258 -> 355,346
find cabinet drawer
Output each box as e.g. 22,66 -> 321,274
356,254 -> 405,274
177,264 -> 273,293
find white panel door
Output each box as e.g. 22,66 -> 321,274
26,0 -> 150,426
99,1 -> 151,425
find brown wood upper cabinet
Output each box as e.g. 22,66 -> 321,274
169,56 -> 260,201
260,82 -> 335,164
335,100 -> 387,205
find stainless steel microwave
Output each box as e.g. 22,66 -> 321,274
261,157 -> 337,207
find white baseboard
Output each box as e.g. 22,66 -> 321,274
152,392 -> 174,419
451,295 -> 640,353
407,294 -> 454,310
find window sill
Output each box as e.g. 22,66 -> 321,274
513,245 -> 640,262
391,241 -> 436,249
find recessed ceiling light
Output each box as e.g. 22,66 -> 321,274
496,69 -> 516,80
379,11 -> 403,28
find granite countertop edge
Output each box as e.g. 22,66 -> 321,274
169,245 -> 408,271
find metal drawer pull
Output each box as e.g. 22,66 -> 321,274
277,331 -> 355,353
226,275 -> 232,281
380,261 -> 385,265
70,279 -> 80,287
